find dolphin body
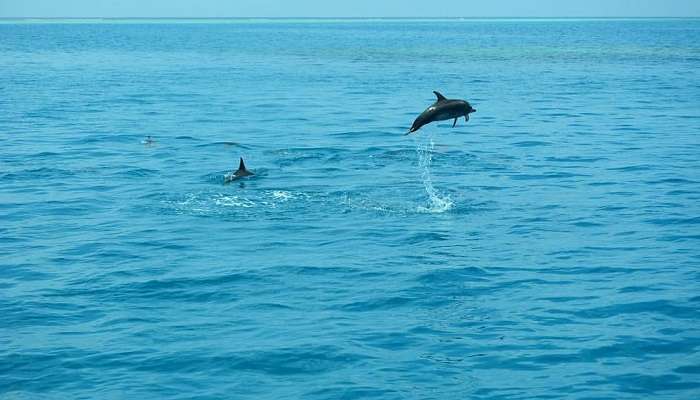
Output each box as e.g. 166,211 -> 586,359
225,157 -> 254,183
407,91 -> 476,135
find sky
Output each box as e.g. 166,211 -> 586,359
1,0 -> 699,18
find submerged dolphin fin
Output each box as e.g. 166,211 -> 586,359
225,157 -> 254,184
465,114 -> 470,122
452,118 -> 457,128
235,157 -> 254,177
433,91 -> 447,102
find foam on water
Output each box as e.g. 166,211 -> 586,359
213,194 -> 256,208
271,190 -> 294,201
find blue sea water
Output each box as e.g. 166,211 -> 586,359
1,18 -> 700,399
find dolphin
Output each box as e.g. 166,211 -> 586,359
406,91 -> 476,135
225,157 -> 254,183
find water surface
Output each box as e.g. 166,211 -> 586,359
1,18 -> 700,399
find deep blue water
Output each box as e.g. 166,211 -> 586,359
1,18 -> 700,399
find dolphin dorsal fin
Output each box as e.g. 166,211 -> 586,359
433,91 -> 447,102
238,157 -> 247,172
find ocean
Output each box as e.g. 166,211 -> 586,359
1,18 -> 699,399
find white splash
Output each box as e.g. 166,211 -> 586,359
271,190 -> 294,201
416,133 -> 454,214
213,194 -> 255,208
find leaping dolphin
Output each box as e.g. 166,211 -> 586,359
406,91 -> 476,135
225,157 -> 254,183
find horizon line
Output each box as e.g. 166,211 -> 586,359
1,16 -> 698,20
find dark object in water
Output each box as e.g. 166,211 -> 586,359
225,157 -> 254,183
407,91 -> 476,135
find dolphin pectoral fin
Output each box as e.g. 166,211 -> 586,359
452,118 -> 457,128
465,114 -> 470,122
